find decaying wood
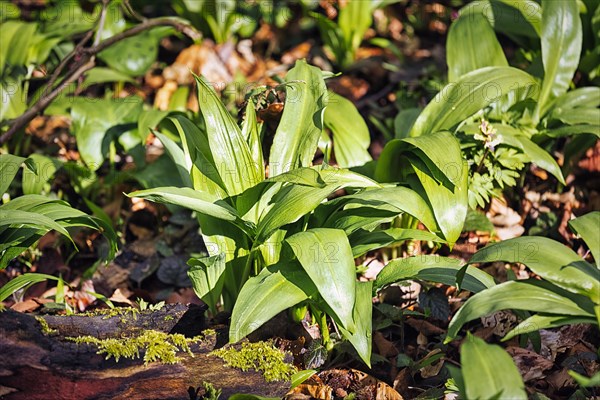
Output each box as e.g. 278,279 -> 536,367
0,305 -> 289,399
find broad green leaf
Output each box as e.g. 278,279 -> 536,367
286,228 -> 356,332
503,314 -> 597,341
446,280 -> 596,341
137,109 -> 169,141
83,68 -> 136,86
375,255 -> 495,294
167,115 -> 227,198
0,209 -> 71,238
315,186 -> 439,236
269,60 -> 326,175
324,92 -> 372,168
0,273 -> 61,301
71,98 -> 142,170
291,370 -> 317,389
241,99 -> 265,181
541,124 -> 600,138
0,154 -> 25,194
410,67 -> 538,137
460,0 -> 541,38
447,13 -> 507,82
339,281 -> 373,366
0,78 -> 26,121
568,370 -> 600,388
0,194 -> 59,211
550,108 -> 600,125
551,87 -> 600,110
187,253 -> 227,314
195,75 -> 261,195
264,168 -> 325,187
349,228 -> 444,257
338,0 -> 371,59
152,130 -> 193,188
394,108 -> 421,139
98,29 -> 168,76
376,131 -> 469,244
229,263 -> 315,342
255,183 -> 339,243
496,124 -> 565,184
319,167 -> 381,188
569,212 -> 600,268
22,154 -> 60,195
127,187 -> 244,226
470,237 -> 600,301
535,0 -> 583,120
461,334 -> 527,400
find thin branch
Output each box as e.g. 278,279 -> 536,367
0,17 -> 200,145
85,17 -> 201,56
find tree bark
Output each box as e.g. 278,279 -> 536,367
0,305 -> 289,399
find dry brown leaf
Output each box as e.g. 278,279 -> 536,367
506,346 -> 553,382
373,331 -> 399,358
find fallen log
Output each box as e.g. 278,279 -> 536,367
0,304 -> 290,399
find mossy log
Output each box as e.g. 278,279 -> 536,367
0,304 -> 290,399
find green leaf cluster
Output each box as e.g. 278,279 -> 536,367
131,60 -> 461,366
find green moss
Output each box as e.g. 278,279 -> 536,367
68,330 -> 206,364
35,316 -> 57,335
164,315 -> 174,321
211,340 -> 296,382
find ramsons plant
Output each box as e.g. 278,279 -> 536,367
393,0 -> 599,209
129,60 -> 466,365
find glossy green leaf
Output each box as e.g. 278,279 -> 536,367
470,237 -> 600,301
460,0 -> 541,38
195,75 -> 262,195
0,154 -> 25,194
152,130 -> 193,188
551,87 -> 600,110
446,280 -> 596,341
410,67 -> 538,137
22,154 -> 59,195
535,0 -> 582,119
187,253 -> 227,314
447,13 -> 507,82
127,187 -> 242,224
461,334 -> 527,400
229,263 -> 315,342
241,99 -> 265,181
375,255 -> 495,294
503,314 -> 597,341
0,209 -> 70,238
83,68 -> 136,86
350,228 -> 444,257
269,60 -> 326,175
71,98 -> 142,170
291,369 -> 317,389
0,273 -> 61,302
137,109 -> 169,142
167,115 -> 227,197
568,370 -> 600,388
339,281 -> 373,366
315,186 -> 439,236
286,228 -> 356,332
550,108 -> 600,125
569,212 -> 600,268
324,92 -> 372,168
541,124 -> 600,138
255,183 -> 339,243
98,29 -> 167,76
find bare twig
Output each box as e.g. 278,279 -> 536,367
0,11 -> 200,145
